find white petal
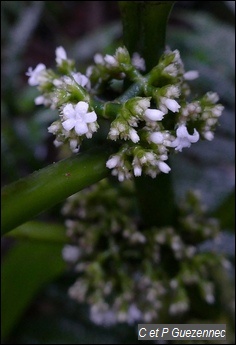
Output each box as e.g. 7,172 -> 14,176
82,111 -> 97,123
62,118 -> 75,131
63,104 -> 75,118
176,125 -> 189,138
75,101 -> 89,114
188,128 -> 199,143
74,121 -> 88,135
73,73 -> 89,87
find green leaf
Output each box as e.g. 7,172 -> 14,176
5,221 -> 68,243
212,190 -> 235,231
1,240 -> 66,340
1,146 -> 114,235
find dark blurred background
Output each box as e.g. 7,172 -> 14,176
1,1 -> 235,344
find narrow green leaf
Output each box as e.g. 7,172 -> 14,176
1,240 -> 66,340
5,221 -> 67,243
1,146 -> 113,235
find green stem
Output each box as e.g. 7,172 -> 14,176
1,146 -> 113,235
135,172 -> 176,227
119,1 -> 175,72
119,1 -> 176,227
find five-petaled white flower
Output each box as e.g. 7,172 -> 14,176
62,101 -> 97,136
172,124 -> 199,152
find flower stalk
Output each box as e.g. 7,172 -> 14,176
119,1 -> 176,227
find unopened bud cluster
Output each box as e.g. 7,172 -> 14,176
26,46 -> 224,179
61,180 -> 227,325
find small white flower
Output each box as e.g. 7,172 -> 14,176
35,95 -> 46,105
104,54 -> 118,67
163,64 -> 178,77
149,132 -> 164,144
106,155 -> 121,169
165,85 -> 180,98
157,161 -> 171,173
203,131 -> 214,141
205,92 -> 219,104
108,127 -> 119,140
134,166 -> 142,177
133,98 -> 150,114
183,70 -> 199,80
172,124 -> 199,152
212,104 -> 224,117
53,139 -> 63,147
62,245 -> 80,263
94,53 -> 104,65
69,139 -> 80,153
132,52 -> 146,71
127,304 -> 143,324
129,128 -> 140,143
172,49 -> 181,63
55,46 -> 67,66
72,72 -> 89,88
161,97 -> 181,113
144,108 -> 165,121
48,122 -> 61,134
26,63 -> 47,86
62,101 -> 97,136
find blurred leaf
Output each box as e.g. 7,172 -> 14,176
1,240 -> 66,340
167,10 -> 235,214
212,190 -> 235,231
5,274 -> 139,344
168,10 -> 235,105
5,221 -> 67,244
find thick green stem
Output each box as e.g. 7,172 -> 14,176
135,173 -> 176,227
119,1 -> 175,72
119,1 -> 176,227
1,146 -> 113,235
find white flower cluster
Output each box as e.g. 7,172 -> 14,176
26,46 -> 98,151
61,179 -> 224,326
26,46 -> 224,180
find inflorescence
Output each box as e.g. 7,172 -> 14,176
61,179 -> 228,325
26,46 -> 224,181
